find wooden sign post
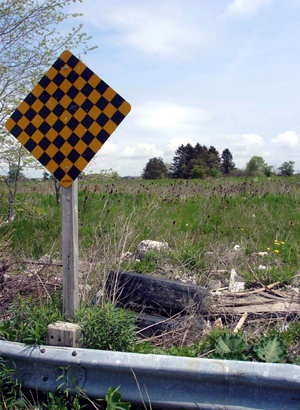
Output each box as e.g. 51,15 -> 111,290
5,50 -> 131,342
62,180 -> 79,319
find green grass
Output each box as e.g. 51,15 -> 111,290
1,176 -> 299,285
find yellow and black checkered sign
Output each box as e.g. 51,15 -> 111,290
5,50 -> 131,188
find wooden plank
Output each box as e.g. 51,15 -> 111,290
223,302 -> 300,314
62,180 -> 79,319
106,271 -> 211,315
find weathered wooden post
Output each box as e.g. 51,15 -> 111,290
62,179 -> 79,319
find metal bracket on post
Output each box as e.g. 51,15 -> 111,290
62,179 -> 79,320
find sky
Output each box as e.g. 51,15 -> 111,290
37,0 -> 300,176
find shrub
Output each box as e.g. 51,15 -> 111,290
76,302 -> 137,351
0,293 -> 63,345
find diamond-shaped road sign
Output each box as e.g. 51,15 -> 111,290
5,50 -> 131,188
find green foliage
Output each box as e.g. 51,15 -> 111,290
104,386 -> 131,410
221,148 -> 235,174
171,143 -> 220,179
191,165 -> 206,179
210,333 -> 248,361
210,167 -> 219,177
253,335 -> 287,363
198,328 -> 225,353
0,293 -> 63,345
76,302 -> 137,352
280,322 -> 300,347
0,358 -> 23,409
143,157 -> 168,179
245,156 -> 271,176
278,161 -> 295,177
164,345 -> 197,357
131,251 -> 161,273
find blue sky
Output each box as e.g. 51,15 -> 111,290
65,0 -> 300,175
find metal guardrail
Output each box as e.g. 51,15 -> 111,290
0,340 -> 300,410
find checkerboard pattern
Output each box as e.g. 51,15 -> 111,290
5,50 -> 131,188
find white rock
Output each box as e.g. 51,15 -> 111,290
228,269 -> 245,293
233,244 -> 242,251
132,240 -> 169,260
258,265 -> 267,270
257,252 -> 268,256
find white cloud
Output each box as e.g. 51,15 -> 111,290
120,143 -> 163,159
75,0 -> 207,57
241,133 -> 264,145
227,0 -> 271,15
136,101 -> 214,131
99,141 -> 118,155
271,130 -> 299,146
168,137 -> 198,151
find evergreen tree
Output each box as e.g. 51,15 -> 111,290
221,149 -> 235,174
142,157 -> 168,179
170,144 -> 194,178
208,146 -> 221,172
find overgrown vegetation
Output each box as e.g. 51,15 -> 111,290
0,294 -> 137,352
1,176 -> 299,287
0,176 -> 299,406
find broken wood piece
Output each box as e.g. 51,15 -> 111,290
213,318 -> 223,329
234,312 -> 248,333
225,281 -> 282,297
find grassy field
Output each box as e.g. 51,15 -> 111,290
0,175 -> 299,408
1,175 -> 299,287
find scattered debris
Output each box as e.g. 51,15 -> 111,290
208,280 -> 222,290
228,269 -> 245,293
105,270 -> 211,315
234,312 -> 248,333
233,244 -> 242,252
213,318 -> 223,329
120,251 -> 132,261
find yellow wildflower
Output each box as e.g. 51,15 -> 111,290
267,247 -> 271,251
281,241 -> 285,245
274,249 -> 279,254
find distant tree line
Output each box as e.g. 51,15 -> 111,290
142,144 -> 235,179
142,144 -> 296,180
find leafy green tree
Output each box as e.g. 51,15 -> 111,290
191,165 -> 206,179
278,161 -> 295,176
210,167 -> 219,177
245,156 -> 271,176
0,0 -> 94,218
221,148 -> 235,174
142,157 -> 168,179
